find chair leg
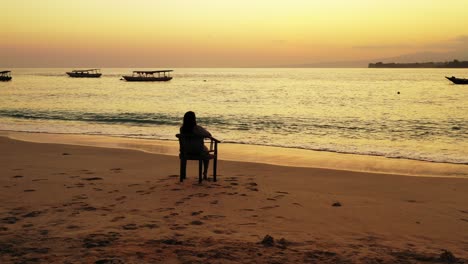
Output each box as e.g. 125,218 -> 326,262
180,159 -> 186,182
198,160 -> 203,183
213,157 -> 217,182
203,159 -> 209,180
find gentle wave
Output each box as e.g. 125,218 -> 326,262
0,109 -> 465,141
0,109 -> 468,140
0,109 -> 181,126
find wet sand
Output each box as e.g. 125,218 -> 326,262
0,134 -> 467,263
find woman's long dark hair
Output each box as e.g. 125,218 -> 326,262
181,111 -> 196,134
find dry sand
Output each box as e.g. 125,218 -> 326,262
0,134 -> 467,263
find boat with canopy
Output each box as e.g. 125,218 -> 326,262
66,69 -> 102,78
0,71 -> 12,81
122,70 -> 173,82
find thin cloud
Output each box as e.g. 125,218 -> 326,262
454,35 -> 468,42
353,44 -> 413,49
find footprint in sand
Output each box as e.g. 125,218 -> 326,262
81,205 -> 97,211
142,223 -> 159,229
83,232 -> 121,248
224,177 -> 238,182
110,168 -> 122,173
156,207 -> 175,212
238,222 -> 256,226
192,193 -> 209,198
190,220 -> 204,225
213,229 -> 236,234
95,259 -> 124,264
1,216 -> 19,224
82,177 -> 103,181
210,200 -> 219,205
72,194 -> 88,200
115,196 -> 127,201
245,182 -> 259,191
260,205 -> 280,210
405,199 -> 422,203
12,175 -> 23,178
23,189 -> 36,192
201,215 -> 225,220
111,216 -> 126,222
170,225 -> 187,230
23,211 -> 43,218
191,211 -> 204,216
122,224 -> 138,230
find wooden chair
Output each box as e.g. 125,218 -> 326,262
176,134 -> 220,183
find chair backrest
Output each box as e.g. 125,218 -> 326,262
176,134 -> 206,158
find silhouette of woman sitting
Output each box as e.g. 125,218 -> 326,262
180,111 -> 212,178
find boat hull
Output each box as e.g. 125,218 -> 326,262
66,72 -> 102,78
446,76 -> 468,84
122,76 -> 172,82
0,76 -> 12,82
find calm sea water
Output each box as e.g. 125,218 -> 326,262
0,68 -> 467,164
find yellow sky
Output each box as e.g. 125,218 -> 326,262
2,0 -> 468,67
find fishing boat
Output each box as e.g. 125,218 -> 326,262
0,71 -> 12,81
122,70 -> 173,82
66,69 -> 102,78
445,76 -> 468,85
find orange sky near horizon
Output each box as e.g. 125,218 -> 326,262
2,0 -> 468,67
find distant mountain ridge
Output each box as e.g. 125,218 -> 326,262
368,60 -> 468,68
274,50 -> 468,68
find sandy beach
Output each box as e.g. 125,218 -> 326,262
1,133 -> 467,263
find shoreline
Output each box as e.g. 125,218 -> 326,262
1,130 -> 467,178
